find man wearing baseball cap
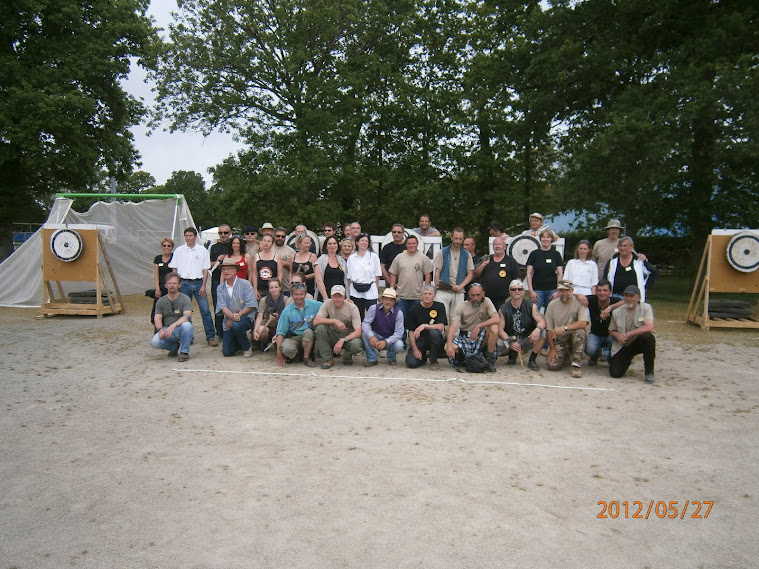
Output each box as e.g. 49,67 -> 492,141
313,285 -> 364,368
608,285 -> 656,383
544,279 -> 590,378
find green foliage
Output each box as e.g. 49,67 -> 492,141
0,0 -> 159,227
149,0 -> 758,259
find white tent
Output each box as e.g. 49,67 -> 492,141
0,195 -> 196,307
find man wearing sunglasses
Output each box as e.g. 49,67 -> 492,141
380,224 -> 407,285
497,280 -> 546,371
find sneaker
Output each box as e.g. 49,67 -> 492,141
168,350 -> 178,358
364,361 -> 378,367
242,349 -> 253,358
177,353 -> 189,362
207,338 -> 219,347
571,366 -> 582,378
430,362 -> 439,371
321,359 -> 334,369
645,373 -> 655,384
379,349 -> 387,359
527,360 -> 539,371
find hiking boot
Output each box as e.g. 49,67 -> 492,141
364,361 -> 378,367
168,349 -> 178,358
527,359 -> 539,371
177,352 -> 189,362
242,349 -> 253,358
321,359 -> 334,369
571,366 -> 582,378
207,338 -> 219,347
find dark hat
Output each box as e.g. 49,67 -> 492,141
243,225 -> 258,234
623,285 -> 641,296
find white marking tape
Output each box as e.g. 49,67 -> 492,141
175,368 -> 615,391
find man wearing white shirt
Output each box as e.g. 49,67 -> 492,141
170,227 -> 218,346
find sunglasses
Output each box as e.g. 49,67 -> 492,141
511,288 -> 523,291
245,232 -> 256,235
392,230 -> 403,234
219,231 -> 230,234
275,234 -> 286,238
162,244 -> 172,247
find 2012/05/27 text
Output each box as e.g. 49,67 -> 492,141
597,500 -> 713,519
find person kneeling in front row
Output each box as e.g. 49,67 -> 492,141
151,273 -> 194,362
608,285 -> 656,383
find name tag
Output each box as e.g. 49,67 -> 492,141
638,316 -> 645,322
499,263 -> 506,268
625,266 -> 632,271
158,263 -> 164,267
174,309 -> 181,314
546,259 -> 552,264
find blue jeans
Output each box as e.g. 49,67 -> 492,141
396,298 -> 418,342
585,333 -> 613,360
152,322 -> 194,354
222,315 -> 255,356
535,289 -> 556,313
363,333 -> 404,363
180,280 -> 216,340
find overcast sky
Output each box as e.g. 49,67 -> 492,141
122,0 -> 244,187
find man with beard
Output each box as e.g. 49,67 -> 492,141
473,236 -> 522,310
405,285 -> 447,370
497,279 -> 546,371
362,288 -> 405,367
272,226 -> 296,294
151,273 -> 194,362
544,280 -> 590,378
608,285 -> 656,383
444,283 -> 499,372
433,227 -> 474,326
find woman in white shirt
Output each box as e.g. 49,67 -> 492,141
564,240 -> 599,296
346,233 -> 381,320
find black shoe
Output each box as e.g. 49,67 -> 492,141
527,359 -> 539,371
588,358 -> 598,367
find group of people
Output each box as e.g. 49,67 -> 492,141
151,214 -> 658,383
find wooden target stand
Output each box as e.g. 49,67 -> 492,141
41,227 -> 124,318
686,230 -> 759,330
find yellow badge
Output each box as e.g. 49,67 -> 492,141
499,270 -> 507,278
429,310 -> 438,318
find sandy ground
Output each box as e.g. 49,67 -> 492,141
1,295 -> 758,569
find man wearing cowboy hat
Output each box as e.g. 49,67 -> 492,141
362,288 -> 405,367
521,212 -> 558,241
216,257 -> 258,357
593,219 -> 625,273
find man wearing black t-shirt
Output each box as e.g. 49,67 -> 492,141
209,223 -> 232,341
473,237 -> 522,309
380,224 -> 407,284
584,279 -> 620,366
405,285 -> 447,370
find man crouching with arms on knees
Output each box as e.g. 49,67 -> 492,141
445,283 -> 499,372
497,279 -> 546,371
545,279 -> 589,378
609,285 -> 656,383
152,273 -> 194,362
405,284 -> 447,371
313,285 -> 364,369
275,283 -> 322,367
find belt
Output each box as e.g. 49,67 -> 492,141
182,278 -> 203,282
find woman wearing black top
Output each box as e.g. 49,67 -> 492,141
151,237 -> 174,329
526,229 -> 564,312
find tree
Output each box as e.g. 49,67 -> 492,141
0,0 -> 158,258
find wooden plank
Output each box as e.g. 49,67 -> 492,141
99,232 -> 125,314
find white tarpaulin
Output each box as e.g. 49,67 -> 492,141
0,195 -> 196,307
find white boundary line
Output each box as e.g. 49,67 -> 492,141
175,368 -> 615,391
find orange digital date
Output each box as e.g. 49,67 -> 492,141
597,500 -> 713,519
